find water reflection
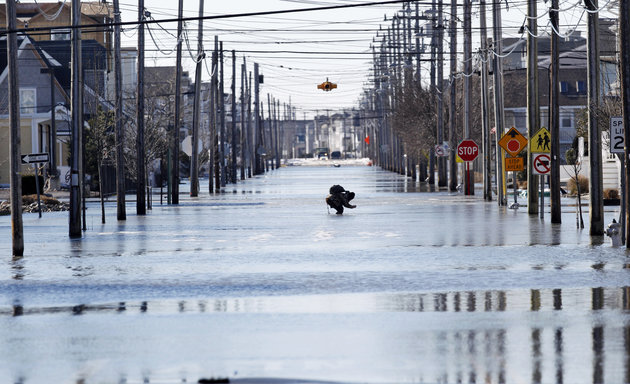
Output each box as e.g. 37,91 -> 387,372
11,256 -> 24,280
3,287 -> 630,383
555,327 -> 564,384
6,287 -> 630,316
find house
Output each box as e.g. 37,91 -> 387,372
500,19 -> 621,190
0,2 -> 115,187
0,2 -> 114,69
0,35 -> 110,186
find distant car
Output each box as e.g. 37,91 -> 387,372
318,152 -> 329,160
330,151 -> 342,160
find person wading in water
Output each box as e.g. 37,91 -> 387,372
325,185 -> 356,215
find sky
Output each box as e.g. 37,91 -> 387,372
16,0 -> 621,118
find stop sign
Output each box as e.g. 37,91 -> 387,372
457,139 -> 479,162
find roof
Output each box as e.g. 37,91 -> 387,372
538,44 -> 587,68
0,36 -> 107,91
33,39 -> 107,90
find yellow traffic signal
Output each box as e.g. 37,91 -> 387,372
317,78 -> 337,91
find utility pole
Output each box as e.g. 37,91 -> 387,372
261,99 -> 268,172
136,0 -> 146,214
463,0 -> 473,195
526,0 -> 540,214
190,0 -> 204,197
231,50 -> 238,183
40,68 -> 58,188
621,0 -> 630,247
586,0 -> 603,235
480,0 -> 491,201
276,100 -> 281,168
448,0 -> 458,192
219,44 -> 226,187
247,71 -> 253,178
240,59 -> 247,180
267,94 -> 273,170
550,0 -> 561,223
437,0 -> 446,188
492,0 -> 506,206
6,0 -> 23,256
414,4 -> 422,87
113,0 -> 126,221
69,0 -> 82,237
620,0 -> 630,245
212,37 -> 219,192
172,0 -> 183,204
428,0 -> 436,185
254,63 -> 262,175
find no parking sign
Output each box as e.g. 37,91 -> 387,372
532,153 -> 551,175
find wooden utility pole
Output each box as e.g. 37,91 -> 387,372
172,0 -> 183,204
113,0 -> 126,221
265,93 -> 276,170
480,0 -> 492,201
254,63 -> 262,175
240,60 -> 247,180
586,0 -> 604,235
219,43 -> 226,187
6,0 -> 23,256
550,0 -> 561,223
448,0 -> 458,192
437,0 -> 446,188
136,0 -> 146,214
276,100 -> 281,168
428,3 -> 436,185
40,68 -> 58,187
621,0 -> 630,247
492,0 -> 506,205
69,0 -> 82,237
463,0 -> 473,195
247,71 -> 253,178
212,37 -> 219,192
526,0 -> 540,214
231,50 -> 238,183
190,0 -> 204,197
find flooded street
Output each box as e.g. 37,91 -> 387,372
1,165 -> 630,383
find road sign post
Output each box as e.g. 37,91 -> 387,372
457,139 -> 479,195
22,153 -> 49,218
611,116 -> 627,242
499,128 -> 528,209
610,117 -> 624,153
532,153 -> 551,219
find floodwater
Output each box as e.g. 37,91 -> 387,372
1,165 -> 629,384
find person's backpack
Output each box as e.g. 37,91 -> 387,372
329,185 -> 345,194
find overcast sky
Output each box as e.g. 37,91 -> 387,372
18,0 -> 619,118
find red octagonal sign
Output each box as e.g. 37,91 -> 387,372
457,139 -> 479,162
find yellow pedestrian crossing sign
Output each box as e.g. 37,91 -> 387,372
531,127 -> 551,153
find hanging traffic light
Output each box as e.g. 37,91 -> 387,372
317,78 -> 337,92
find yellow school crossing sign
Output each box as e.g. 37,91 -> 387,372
531,127 -> 551,153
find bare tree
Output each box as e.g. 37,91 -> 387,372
86,108 -> 115,223
391,81 -> 437,168
565,147 -> 584,228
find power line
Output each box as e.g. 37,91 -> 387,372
2,0 -> 416,35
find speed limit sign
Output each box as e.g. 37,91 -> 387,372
610,117 -> 624,153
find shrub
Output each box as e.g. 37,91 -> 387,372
604,188 -> 619,199
567,175 -> 589,196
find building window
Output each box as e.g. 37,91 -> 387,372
20,89 -> 36,114
562,117 -> 572,128
560,81 -> 569,94
577,81 -> 586,94
51,28 -> 71,41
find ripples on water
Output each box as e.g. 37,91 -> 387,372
1,166 -> 629,383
